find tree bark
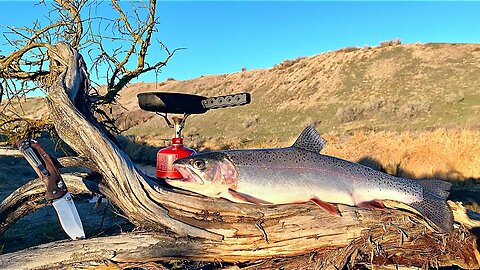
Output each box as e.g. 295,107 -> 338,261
1,42 -> 479,269
0,148 -> 21,156
0,202 -> 479,270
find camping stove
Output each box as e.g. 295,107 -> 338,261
137,92 -> 251,180
156,117 -> 196,179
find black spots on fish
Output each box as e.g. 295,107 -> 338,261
225,148 -> 325,168
297,152 -> 311,163
227,149 -> 290,166
408,191 -> 453,232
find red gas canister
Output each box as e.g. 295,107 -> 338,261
156,138 -> 196,179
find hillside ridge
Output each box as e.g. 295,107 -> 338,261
114,43 -> 480,143
5,42 -> 480,146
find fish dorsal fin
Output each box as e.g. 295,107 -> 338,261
292,125 -> 326,153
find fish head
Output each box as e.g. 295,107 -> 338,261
168,152 -> 238,197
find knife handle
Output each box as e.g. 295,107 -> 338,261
17,139 -> 67,201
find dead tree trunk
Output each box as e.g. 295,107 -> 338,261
1,42 -> 479,269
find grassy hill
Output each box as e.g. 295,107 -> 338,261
114,43 -> 480,144
107,42 -> 480,183
5,42 -> 480,181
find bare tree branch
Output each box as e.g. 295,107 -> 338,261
0,147 -> 21,156
1,0 -> 182,139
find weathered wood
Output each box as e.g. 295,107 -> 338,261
0,147 -> 21,156
0,148 -> 96,171
0,173 -> 98,235
0,204 -> 479,270
1,42 -> 479,269
56,156 -> 99,171
46,42 -> 220,240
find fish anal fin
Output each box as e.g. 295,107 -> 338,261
310,198 -> 341,217
357,200 -> 386,210
227,189 -> 271,205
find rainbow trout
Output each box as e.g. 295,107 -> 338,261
167,125 -> 453,232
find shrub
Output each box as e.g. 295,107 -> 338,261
336,106 -> 365,123
379,38 -> 401,48
363,98 -> 386,112
337,46 -> 360,53
336,98 -> 386,123
397,100 -> 431,118
273,57 -> 305,70
445,91 -> 465,104
243,115 -> 259,128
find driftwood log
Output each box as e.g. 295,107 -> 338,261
0,42 -> 479,269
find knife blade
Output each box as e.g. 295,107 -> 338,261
17,139 -> 85,240
52,192 -> 85,239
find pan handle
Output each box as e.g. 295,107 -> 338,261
201,93 -> 251,110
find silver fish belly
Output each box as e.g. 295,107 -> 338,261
225,148 -> 423,206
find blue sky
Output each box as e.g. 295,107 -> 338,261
1,1 -> 480,87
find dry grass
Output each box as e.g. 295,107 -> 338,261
273,57 -> 306,70
323,128 -> 480,182
379,38 -> 402,48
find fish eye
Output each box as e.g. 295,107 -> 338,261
192,159 -> 206,170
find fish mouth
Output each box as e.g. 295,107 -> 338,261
171,164 -> 204,185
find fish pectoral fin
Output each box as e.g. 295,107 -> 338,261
227,189 -> 271,205
356,200 -> 386,210
309,198 -> 341,217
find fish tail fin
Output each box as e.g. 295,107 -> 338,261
407,179 -> 453,233
415,178 -> 452,199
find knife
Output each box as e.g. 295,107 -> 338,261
17,139 -> 85,240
